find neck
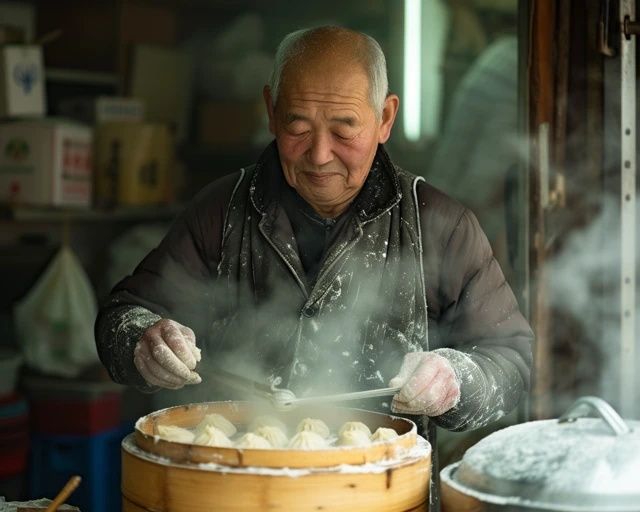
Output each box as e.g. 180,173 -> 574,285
286,184 -> 356,219
311,200 -> 352,219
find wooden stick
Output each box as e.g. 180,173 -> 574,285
44,475 -> 82,512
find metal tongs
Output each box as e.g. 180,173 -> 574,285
210,368 -> 400,412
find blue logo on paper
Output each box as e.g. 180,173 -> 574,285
13,63 -> 39,94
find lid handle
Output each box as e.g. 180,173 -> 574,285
558,396 -> 631,435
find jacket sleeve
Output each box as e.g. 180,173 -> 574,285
94,177 -> 233,388
421,191 -> 534,431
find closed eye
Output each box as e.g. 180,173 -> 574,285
334,130 -> 356,141
286,119 -> 311,137
287,125 -> 310,137
331,118 -> 358,140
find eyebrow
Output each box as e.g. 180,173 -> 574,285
285,113 -> 309,124
284,113 -> 357,127
330,116 -> 357,127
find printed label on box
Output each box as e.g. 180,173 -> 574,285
1,45 -> 46,117
60,137 -> 92,202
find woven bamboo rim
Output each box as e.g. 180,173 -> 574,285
134,401 -> 419,468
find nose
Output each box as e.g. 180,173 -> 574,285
307,131 -> 333,166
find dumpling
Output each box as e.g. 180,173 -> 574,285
156,425 -> 195,444
371,427 -> 399,442
338,429 -> 372,447
254,426 -> 288,448
339,421 -> 372,437
193,425 -> 233,447
235,433 -> 272,449
249,415 -> 288,434
288,430 -> 327,450
194,413 -> 237,437
296,418 -> 330,439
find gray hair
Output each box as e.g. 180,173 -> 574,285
268,26 -> 389,118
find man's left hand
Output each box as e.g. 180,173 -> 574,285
389,351 -> 460,416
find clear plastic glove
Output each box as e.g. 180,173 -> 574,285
389,351 -> 460,416
134,319 -> 202,389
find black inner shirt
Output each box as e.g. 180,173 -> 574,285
280,184 -> 353,286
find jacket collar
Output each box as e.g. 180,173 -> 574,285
249,140 -> 402,223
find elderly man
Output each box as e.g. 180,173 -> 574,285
96,26 -> 532,509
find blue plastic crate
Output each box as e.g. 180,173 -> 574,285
29,424 -> 131,512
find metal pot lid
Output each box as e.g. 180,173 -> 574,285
447,397 -> 640,511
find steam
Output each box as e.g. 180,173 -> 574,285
545,196 -> 640,419
149,246 -> 424,414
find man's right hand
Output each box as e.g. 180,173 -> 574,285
134,319 -> 202,389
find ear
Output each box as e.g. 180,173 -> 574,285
263,85 -> 276,135
377,94 -> 399,144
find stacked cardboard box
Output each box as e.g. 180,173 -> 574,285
0,120 -> 92,207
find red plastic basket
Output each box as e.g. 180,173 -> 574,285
30,392 -> 121,435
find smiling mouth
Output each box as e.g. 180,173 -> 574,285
303,172 -> 339,185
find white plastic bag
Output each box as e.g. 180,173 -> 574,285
15,246 -> 99,377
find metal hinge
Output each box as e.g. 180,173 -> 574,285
623,14 -> 640,38
599,0 -> 640,54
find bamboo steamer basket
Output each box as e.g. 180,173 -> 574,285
122,401 -> 431,511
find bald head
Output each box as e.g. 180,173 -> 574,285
268,26 -> 389,118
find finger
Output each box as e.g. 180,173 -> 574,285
407,374 -> 448,414
185,370 -> 202,385
135,353 -> 183,389
388,352 -> 425,387
176,324 -> 202,363
143,350 -> 187,386
161,323 -> 197,369
177,323 -> 196,343
146,332 -> 194,379
136,343 -> 186,387
440,384 -> 461,411
134,355 -> 171,388
397,360 -> 441,403
188,343 -> 201,363
390,395 -> 421,415
408,372 -> 460,416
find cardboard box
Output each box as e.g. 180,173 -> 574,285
94,122 -> 172,206
0,45 -> 46,117
129,44 -> 191,141
58,96 -> 145,125
0,120 -> 92,207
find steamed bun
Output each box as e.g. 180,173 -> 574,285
339,421 -> 372,437
193,425 -> 233,447
338,429 -> 372,447
296,418 -> 330,439
235,432 -> 272,449
288,430 -> 327,450
371,427 -> 399,442
156,425 -> 195,444
194,413 -> 237,437
254,425 -> 288,448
